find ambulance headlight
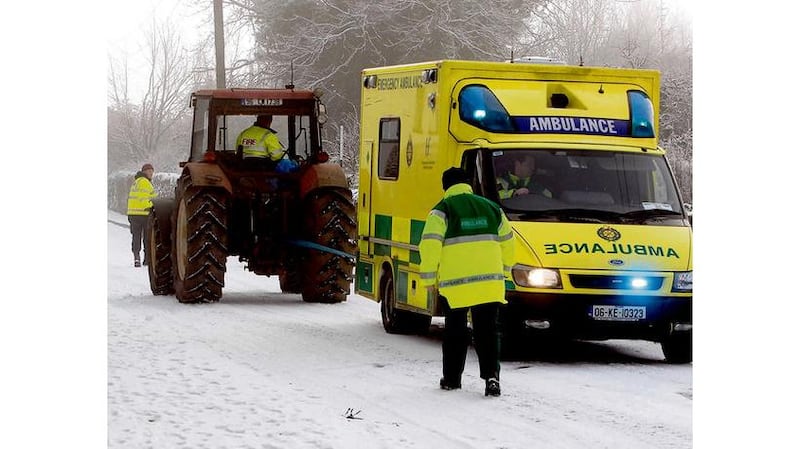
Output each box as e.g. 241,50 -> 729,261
672,271 -> 693,292
512,265 -> 562,289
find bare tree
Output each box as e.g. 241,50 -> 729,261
108,20 -> 196,173
525,0 -> 692,201
522,0 -> 618,65
212,0 -> 543,181
182,0 -> 690,200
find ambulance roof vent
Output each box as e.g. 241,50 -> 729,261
509,56 -> 567,65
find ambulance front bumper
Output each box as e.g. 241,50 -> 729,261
503,291 -> 692,341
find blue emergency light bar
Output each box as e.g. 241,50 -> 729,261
458,84 -> 656,139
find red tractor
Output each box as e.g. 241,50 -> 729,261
145,88 -> 357,304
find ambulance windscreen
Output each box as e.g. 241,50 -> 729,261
491,149 -> 683,224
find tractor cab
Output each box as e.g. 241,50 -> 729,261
187,88 -> 330,167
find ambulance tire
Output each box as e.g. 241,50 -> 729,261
300,190 -> 357,304
380,276 -> 432,335
499,312 -> 528,360
172,174 -> 228,304
146,201 -> 174,295
661,330 -> 692,364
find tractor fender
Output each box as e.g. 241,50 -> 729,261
299,163 -> 351,201
181,162 -> 233,194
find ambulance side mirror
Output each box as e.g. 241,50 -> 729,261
683,203 -> 693,226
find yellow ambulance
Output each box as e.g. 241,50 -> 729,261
356,59 -> 692,363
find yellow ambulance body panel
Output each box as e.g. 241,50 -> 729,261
356,60 -> 692,362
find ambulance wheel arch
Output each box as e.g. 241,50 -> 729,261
379,262 -> 431,334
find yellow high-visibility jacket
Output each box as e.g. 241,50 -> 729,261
236,125 -> 283,160
419,183 -> 515,308
496,172 -> 552,199
127,174 -> 157,216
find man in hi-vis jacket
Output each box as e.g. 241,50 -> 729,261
419,167 -> 515,397
126,163 -> 157,267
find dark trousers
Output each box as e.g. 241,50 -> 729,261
441,296 -> 501,383
128,215 -> 148,260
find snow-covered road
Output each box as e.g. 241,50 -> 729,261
107,211 -> 691,449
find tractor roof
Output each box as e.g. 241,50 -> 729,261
193,88 -> 316,100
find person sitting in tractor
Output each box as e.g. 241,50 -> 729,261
496,153 -> 552,199
236,114 -> 285,162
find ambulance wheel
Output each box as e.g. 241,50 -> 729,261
146,200 -> 174,295
300,189 -> 357,303
661,330 -> 692,364
172,174 -> 228,304
380,275 -> 431,334
499,315 -> 527,360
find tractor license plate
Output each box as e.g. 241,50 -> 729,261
241,98 -> 283,106
590,305 -> 646,321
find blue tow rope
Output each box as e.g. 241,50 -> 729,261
287,239 -> 356,261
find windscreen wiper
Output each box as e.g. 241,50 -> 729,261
620,208 -> 683,223
514,208 -> 617,223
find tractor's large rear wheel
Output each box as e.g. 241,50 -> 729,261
279,270 -> 303,294
300,189 -> 357,303
172,174 -> 229,304
146,200 -> 174,295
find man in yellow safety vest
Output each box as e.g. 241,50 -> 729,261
236,115 -> 284,162
420,167 -> 515,397
126,163 -> 157,267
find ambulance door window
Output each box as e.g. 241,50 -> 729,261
378,118 -> 400,180
460,149 -> 487,197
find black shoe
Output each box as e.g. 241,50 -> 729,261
142,258 -> 148,266
134,260 -> 141,267
485,378 -> 501,397
439,378 -> 461,390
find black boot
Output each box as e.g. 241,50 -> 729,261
439,377 -> 461,390
485,378 -> 501,397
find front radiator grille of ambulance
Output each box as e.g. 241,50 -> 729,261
568,274 -> 664,291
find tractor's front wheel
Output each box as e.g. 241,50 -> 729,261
146,200 -> 174,295
171,174 -> 229,304
300,189 -> 357,303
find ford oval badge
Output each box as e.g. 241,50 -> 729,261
609,259 -> 624,266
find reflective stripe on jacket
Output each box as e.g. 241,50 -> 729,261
236,125 -> 283,160
127,175 -> 157,216
419,183 -> 515,308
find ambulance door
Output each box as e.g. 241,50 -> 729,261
358,139 -> 375,242
356,139 -> 375,297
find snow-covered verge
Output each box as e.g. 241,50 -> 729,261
106,210 -> 691,449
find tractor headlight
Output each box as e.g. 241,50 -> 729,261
672,271 -> 693,292
512,265 -> 562,289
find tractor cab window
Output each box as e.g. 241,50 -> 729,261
213,114 -> 317,162
190,98 -> 210,161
